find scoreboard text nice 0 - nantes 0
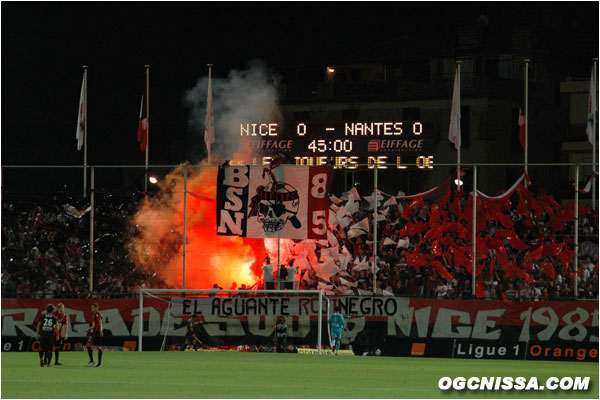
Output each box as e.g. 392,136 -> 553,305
237,120 -> 435,169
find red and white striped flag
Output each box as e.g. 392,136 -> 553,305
577,171 -> 598,194
586,65 -> 597,145
137,95 -> 148,152
76,73 -> 85,151
448,68 -> 461,149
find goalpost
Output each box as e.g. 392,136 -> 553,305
138,288 -> 325,353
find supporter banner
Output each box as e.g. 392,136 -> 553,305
216,165 -> 332,239
2,298 -> 598,355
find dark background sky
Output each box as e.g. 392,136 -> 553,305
2,2 -> 597,166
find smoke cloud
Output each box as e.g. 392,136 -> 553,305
128,60 -> 285,290
184,59 -> 283,161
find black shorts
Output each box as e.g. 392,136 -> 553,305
55,337 -> 64,350
87,332 -> 103,347
285,281 -> 293,290
40,335 -> 54,352
185,332 -> 196,344
265,282 -> 275,290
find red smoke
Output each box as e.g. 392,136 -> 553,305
128,163 -> 268,289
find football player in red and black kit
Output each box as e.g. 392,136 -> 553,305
84,303 -> 104,367
36,304 -> 58,367
53,303 -> 69,365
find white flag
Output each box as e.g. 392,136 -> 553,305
204,68 -> 215,154
383,196 -> 398,209
397,238 -> 410,249
448,67 -> 461,149
383,237 -> 397,247
344,199 -> 360,215
329,194 -> 343,205
350,218 -> 369,233
586,65 -> 597,145
76,73 -> 85,151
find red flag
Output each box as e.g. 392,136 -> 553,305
540,262 -> 556,280
406,251 -> 427,267
466,261 -> 484,278
543,243 -> 564,257
441,222 -> 465,236
435,187 -> 452,208
556,251 -> 573,275
518,108 -> 527,149
517,268 -> 542,284
449,197 -> 462,218
487,237 -> 503,250
401,205 -> 413,220
431,240 -> 443,257
548,213 -> 570,232
431,260 -> 454,280
516,190 -> 529,217
537,188 -> 556,215
475,237 -> 488,261
399,221 -> 427,237
409,197 -> 425,209
137,95 -> 148,152
528,195 -> 544,220
522,244 -> 544,271
503,262 -> 520,280
454,248 -> 472,269
495,211 -> 514,229
545,193 -> 562,211
505,233 -> 530,252
429,204 -> 441,229
440,235 -> 455,248
475,278 -> 485,298
496,245 -> 510,269
424,226 -> 442,240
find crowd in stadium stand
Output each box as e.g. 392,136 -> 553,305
1,191 -> 161,299
2,181 -> 598,300
294,184 -> 599,301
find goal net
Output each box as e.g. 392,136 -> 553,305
138,288 -> 326,353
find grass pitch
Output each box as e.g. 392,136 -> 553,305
1,351 -> 597,398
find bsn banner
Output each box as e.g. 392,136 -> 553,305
216,165 -> 332,239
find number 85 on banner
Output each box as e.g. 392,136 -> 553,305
307,168 -> 332,240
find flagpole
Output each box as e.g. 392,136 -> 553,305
472,165 -> 477,297
145,65 -> 150,193
574,164 -> 579,298
183,165 -> 187,290
524,59 -> 530,187
207,64 -> 213,164
593,58 -> 597,209
83,65 -> 88,198
276,164 -> 281,290
373,165 -> 378,294
90,166 -> 95,293
457,61 -> 462,191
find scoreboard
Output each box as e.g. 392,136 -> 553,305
237,121 -> 434,169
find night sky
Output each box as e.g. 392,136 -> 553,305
2,2 -> 597,166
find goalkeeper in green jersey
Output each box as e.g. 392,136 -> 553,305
328,306 -> 345,355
